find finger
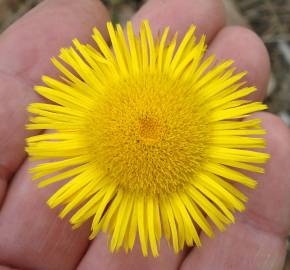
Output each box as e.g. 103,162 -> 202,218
181,112 -> 290,270
132,0 -> 225,42
0,0 -> 109,205
0,1 -> 110,269
78,0 -> 226,269
0,162 -> 92,270
0,0 -> 108,84
206,26 -> 270,101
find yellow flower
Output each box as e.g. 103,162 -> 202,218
26,20 -> 270,257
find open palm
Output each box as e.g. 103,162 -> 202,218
0,0 -> 289,269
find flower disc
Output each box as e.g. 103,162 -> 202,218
86,72 -> 209,195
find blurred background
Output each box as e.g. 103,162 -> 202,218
0,0 -> 289,269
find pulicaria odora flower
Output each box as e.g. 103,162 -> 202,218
26,20 -> 270,256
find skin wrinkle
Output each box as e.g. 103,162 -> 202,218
236,225 -> 285,270
0,162 -> 14,207
238,194 -> 288,263
240,207 -> 289,238
0,165 -> 12,187
241,219 -> 288,269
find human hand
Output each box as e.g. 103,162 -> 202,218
0,0 -> 289,269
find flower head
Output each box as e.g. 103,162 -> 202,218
26,20 -> 270,257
